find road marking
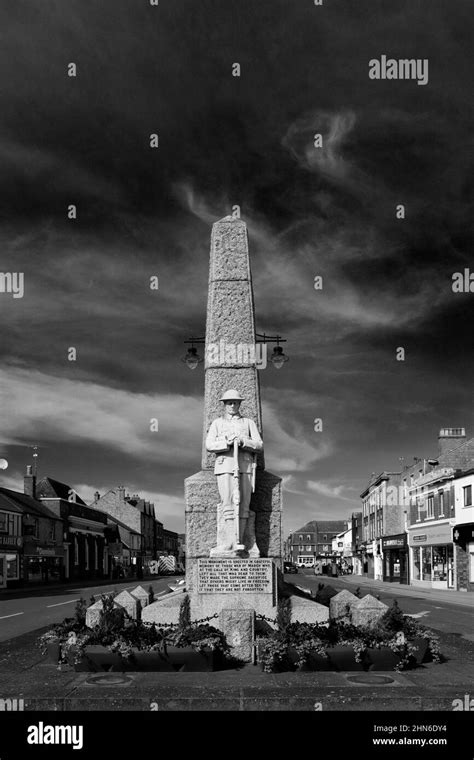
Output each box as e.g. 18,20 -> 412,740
0,612 -> 24,620
406,611 -> 430,619
46,599 -> 79,608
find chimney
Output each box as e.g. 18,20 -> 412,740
117,486 -> 125,500
24,464 -> 36,498
438,428 -> 466,457
94,491 -> 100,502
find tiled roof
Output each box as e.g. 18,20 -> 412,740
36,477 -> 87,506
0,488 -> 61,520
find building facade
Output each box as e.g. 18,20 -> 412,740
36,476 -> 107,581
92,487 -> 157,577
360,471 -> 407,582
452,469 -> 474,592
287,521 -> 347,567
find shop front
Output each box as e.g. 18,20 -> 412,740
23,544 -> 65,584
0,535 -> 23,588
382,534 -> 408,584
453,522 -> 474,592
408,522 -> 454,590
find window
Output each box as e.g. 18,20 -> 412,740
299,535 -> 303,542
432,545 -> 448,582
0,513 -> 7,533
412,547 -> 421,580
463,485 -> 472,507
438,491 -> 444,515
417,498 -> 424,521
422,547 -> 432,581
33,519 -> 39,539
84,538 -> 89,571
49,521 -> 55,541
323,535 -> 327,541
427,496 -> 434,519
74,536 -> 79,565
307,535 -> 311,540
306,545 -> 311,551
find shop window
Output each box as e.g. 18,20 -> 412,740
427,496 -> 434,519
463,485 -> 472,507
6,554 -> 18,579
422,547 -> 432,581
432,545 -> 447,582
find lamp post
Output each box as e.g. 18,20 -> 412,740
182,333 -> 289,369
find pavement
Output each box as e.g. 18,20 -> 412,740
323,573 -> 474,608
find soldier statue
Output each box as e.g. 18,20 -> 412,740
206,389 -> 262,557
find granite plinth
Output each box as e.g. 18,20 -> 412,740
220,609 -> 255,662
185,468 -> 282,591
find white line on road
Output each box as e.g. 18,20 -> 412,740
0,612 -> 24,620
46,599 -> 79,608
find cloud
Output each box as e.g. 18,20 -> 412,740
0,365 -> 203,466
282,109 -> 357,184
307,480 -> 355,502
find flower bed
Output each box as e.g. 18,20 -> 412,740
38,594 -> 231,672
256,598 -> 441,673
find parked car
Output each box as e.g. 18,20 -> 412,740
283,561 -> 298,574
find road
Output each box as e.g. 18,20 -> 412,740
1,571 -> 472,643
290,570 -> 474,639
0,577 -> 181,642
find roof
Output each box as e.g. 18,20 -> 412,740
106,514 -> 141,536
36,477 -> 87,506
0,488 -> 61,520
294,520 -> 347,535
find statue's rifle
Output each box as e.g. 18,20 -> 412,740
232,438 -> 241,548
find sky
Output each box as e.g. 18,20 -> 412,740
0,0 -> 473,534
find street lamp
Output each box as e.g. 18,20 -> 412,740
0,459 -> 8,470
181,338 -> 204,370
255,334 -> 289,369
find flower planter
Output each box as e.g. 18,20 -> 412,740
287,648 -> 331,672
410,637 -> 429,665
164,645 -> 216,672
45,641 -> 61,664
364,647 -> 401,671
326,645 -> 365,672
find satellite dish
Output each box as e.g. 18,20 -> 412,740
0,459 -> 8,470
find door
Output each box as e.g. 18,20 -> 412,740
0,556 -> 6,588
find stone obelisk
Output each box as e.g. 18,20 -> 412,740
184,216 -> 282,627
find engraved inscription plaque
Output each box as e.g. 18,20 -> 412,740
198,558 -> 273,594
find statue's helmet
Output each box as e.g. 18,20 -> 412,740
219,389 -> 244,402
